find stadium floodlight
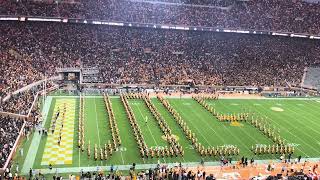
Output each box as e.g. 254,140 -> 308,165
0,17 -> 19,21
28,18 -> 61,22
272,32 -> 289,36
92,21 -> 102,24
290,34 -> 307,38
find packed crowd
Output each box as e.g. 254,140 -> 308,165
0,52 -> 41,99
1,0 -> 320,34
0,116 -> 24,168
0,81 -> 52,115
134,0 -> 237,6
1,21 -> 320,100
0,90 -> 36,115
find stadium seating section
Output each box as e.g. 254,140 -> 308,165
1,0 -> 320,179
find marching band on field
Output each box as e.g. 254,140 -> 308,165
193,94 -> 293,155
123,93 -> 184,158
158,95 -> 240,157
78,93 -> 294,161
78,94 -> 121,161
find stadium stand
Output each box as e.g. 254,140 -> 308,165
0,90 -> 36,115
0,116 -> 24,168
1,0 -> 320,179
1,0 -> 320,34
301,67 -> 320,90
0,21 -> 319,98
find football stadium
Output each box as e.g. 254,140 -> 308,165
1,0 -> 320,179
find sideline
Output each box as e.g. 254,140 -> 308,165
31,157 -> 320,175
49,95 -> 320,100
21,96 -> 52,174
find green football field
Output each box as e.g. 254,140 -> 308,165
18,95 -> 320,174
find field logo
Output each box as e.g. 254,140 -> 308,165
271,107 -> 284,112
230,121 -> 244,127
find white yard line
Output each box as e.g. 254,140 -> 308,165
21,96 -> 52,174
169,100 -> 219,146
246,101 -> 309,157
78,149 -> 81,167
134,101 -> 166,164
93,98 -> 102,146
120,150 -> 125,165
283,104 -> 320,138
79,96 -> 82,167
93,98 -> 102,166
152,100 -> 186,163
136,104 -> 158,145
217,101 -> 262,145
105,98 -> 125,165
188,101 -> 252,153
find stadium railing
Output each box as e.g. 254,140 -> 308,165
3,76 -> 59,102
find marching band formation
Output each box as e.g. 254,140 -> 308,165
78,95 -> 85,152
157,95 -> 240,157
142,94 -> 184,156
194,96 -> 250,122
78,94 -> 119,161
193,95 -> 293,155
122,93 -> 184,158
50,103 -> 67,146
76,93 -> 294,161
103,94 -> 121,151
252,144 -> 294,155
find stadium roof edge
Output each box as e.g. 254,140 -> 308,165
0,15 -> 319,40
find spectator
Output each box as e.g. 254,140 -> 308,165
0,116 -> 24,168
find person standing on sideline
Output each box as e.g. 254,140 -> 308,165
20,148 -> 23,157
16,163 -> 19,173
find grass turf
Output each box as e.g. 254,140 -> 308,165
208,99 -> 320,157
17,96 -> 320,172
